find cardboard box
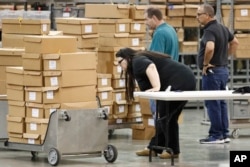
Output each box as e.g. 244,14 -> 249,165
8,132 -> 26,144
44,103 -> 60,118
2,18 -> 50,35
234,17 -> 250,30
98,19 -> 131,33
222,5 -> 231,18
100,100 -> 113,116
185,5 -> 199,17
99,33 -> 129,47
132,124 -> 155,140
23,133 -> 41,144
43,52 -> 97,70
139,98 -> 152,115
1,33 -> 26,48
43,70 -> 97,87
23,70 -> 43,87
184,0 -> 200,2
167,5 -> 185,17
130,5 -> 148,20
0,80 -> 6,94
55,18 -> 99,35
128,34 -> 144,47
165,17 -> 183,28
0,66 -> 6,80
74,34 -> 99,49
26,102 -> 44,118
25,87 -> 43,103
23,35 -> 77,54
128,102 -> 141,113
97,87 -> 113,102
85,4 -> 130,19
183,17 -> 199,27
22,53 -> 43,71
8,100 -> 26,117
6,66 -> 24,86
234,5 -> 250,18
7,115 -> 25,133
142,115 -> 155,128
0,48 -> 24,66
25,117 -> 49,135
112,88 -> 126,103
130,21 -> 146,33
42,85 -> 96,104
113,101 -> 128,119
112,74 -> 125,89
6,84 -> 24,101
97,73 -> 112,88
179,41 -> 198,53
168,0 -> 184,2
127,112 -> 142,123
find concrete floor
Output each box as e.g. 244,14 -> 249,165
1,107 -> 250,167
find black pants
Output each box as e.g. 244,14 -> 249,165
148,100 -> 187,154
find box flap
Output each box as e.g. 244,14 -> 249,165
24,70 -> 42,76
25,117 -> 49,124
234,5 -> 250,9
6,66 -> 23,74
97,87 -> 113,92
185,4 -> 199,8
43,71 -> 62,77
7,115 -> 23,122
117,4 -> 130,9
100,100 -> 113,106
42,86 -> 59,92
25,86 -> 42,92
44,103 -> 61,109
22,53 -> 41,59
26,102 -> 44,108
42,53 -> 60,60
81,34 -> 99,38
56,17 -> 99,24
2,18 -> 50,24
99,18 -> 131,23
112,89 -> 126,93
134,5 -> 147,10
97,73 -> 112,78
8,132 -> 23,138
6,84 -> 23,90
8,100 -> 25,106
114,100 -> 127,104
23,133 -> 40,139
112,74 -> 125,79
0,48 -> 25,55
23,36 -> 43,43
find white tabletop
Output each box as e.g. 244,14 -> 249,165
134,90 -> 250,101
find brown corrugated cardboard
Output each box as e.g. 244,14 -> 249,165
1,33 -> 26,48
0,80 -> 6,94
130,21 -> 146,33
98,19 -> 131,33
112,74 -> 125,89
56,17 -> 99,35
0,66 -> 6,80
165,17 -> 183,28
113,101 -> 128,119
22,53 -> 43,71
42,85 -> 96,104
25,117 -> 49,135
234,5 -> 250,18
234,17 -> 250,30
167,5 -> 185,17
6,84 -> 24,101
132,124 -> 155,140
75,34 -> 99,49
183,17 -> 199,27
2,18 -> 50,35
142,115 -> 155,128
0,48 -> 24,66
85,4 -> 130,19
128,34 -> 144,47
7,115 -> 25,133
100,100 -> 113,116
43,52 -> 97,70
6,66 -> 24,86
128,102 -> 141,113
8,100 -> 26,117
25,87 -> 43,103
8,132 -> 26,143
97,73 -> 112,88
99,33 -> 129,47
23,133 -> 41,144
26,102 -> 44,118
179,41 -> 198,53
43,70 -> 97,87
139,98 -> 152,115
97,87 -> 113,102
185,5 -> 199,16
23,70 -> 43,87
23,35 -> 77,54
44,103 -> 60,118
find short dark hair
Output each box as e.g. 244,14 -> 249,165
203,4 -> 215,17
146,7 -> 163,20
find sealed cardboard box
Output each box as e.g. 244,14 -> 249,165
99,33 -> 129,47
75,34 -> 99,49
167,5 -> 185,17
130,21 -> 146,34
23,133 -> 41,144
7,115 -> 25,133
128,34 -> 144,47
2,18 -> 50,35
183,17 -> 199,27
26,102 -> 44,118
112,88 -> 126,103
112,74 -> 125,89
234,17 -> 250,30
6,67 -> 24,86
23,70 -> 43,87
22,53 -> 43,71
128,102 -> 141,113
97,87 -> 113,102
97,73 -> 112,88
139,98 -> 152,115
56,18 -> 99,35
23,35 -> 77,54
98,19 -> 131,33
130,5 -> 166,19
44,103 -> 60,118
127,112 -> 142,123
6,84 -> 24,101
100,100 -> 113,116
25,87 -> 43,103
185,5 -> 199,17
179,41 -> 198,53
43,52 -> 97,70
25,117 -> 49,135
113,101 -> 128,119
85,4 -> 130,19
132,124 -> 155,140
8,100 -> 26,117
1,33 -> 26,48
43,70 -> 97,87
0,48 -> 24,66
142,115 -> 155,128
8,132 -> 26,144
165,17 -> 183,28
234,5 -> 250,18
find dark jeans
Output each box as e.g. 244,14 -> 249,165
148,100 -> 187,154
202,66 -> 229,139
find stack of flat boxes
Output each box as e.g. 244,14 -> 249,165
55,18 -> 99,51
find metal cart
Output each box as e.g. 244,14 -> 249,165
0,104 -> 118,166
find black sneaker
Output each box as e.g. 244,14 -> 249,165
200,136 -> 224,144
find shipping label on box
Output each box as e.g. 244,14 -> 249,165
130,21 -> 146,33
97,87 -> 113,102
97,73 -> 112,88
25,87 -> 43,103
25,117 -> 49,135
113,101 -> 128,119
26,102 -> 44,118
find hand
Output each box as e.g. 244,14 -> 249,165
202,64 -> 214,75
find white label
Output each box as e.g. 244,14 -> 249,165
101,92 -> 108,100
29,92 -> 36,101
50,77 -> 58,86
117,66 -> 122,73
133,23 -> 141,31
28,139 -> 35,144
241,9 -> 248,16
119,24 -> 125,32
32,108 -> 39,117
30,123 -> 37,130
136,117 -> 142,122
135,104 -> 141,112
118,105 -> 125,113
116,119 -> 123,124
42,24 -> 47,32
148,118 -> 155,126
85,25 -> 92,33
46,91 -> 54,99
101,78 -> 108,86
132,38 -> 139,46
115,93 -> 122,101
49,60 -> 57,70
119,79 -> 125,87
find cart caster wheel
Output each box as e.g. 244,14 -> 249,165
104,144 -> 118,163
232,129 -> 240,139
48,148 -> 61,166
31,151 -> 38,158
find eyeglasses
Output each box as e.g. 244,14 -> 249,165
118,58 -> 124,64
197,12 -> 206,16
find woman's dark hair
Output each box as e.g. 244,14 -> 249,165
116,48 -> 170,102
